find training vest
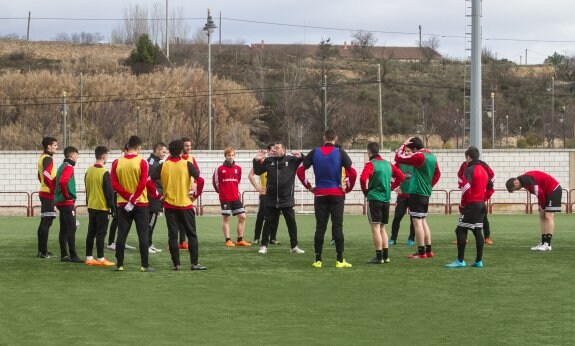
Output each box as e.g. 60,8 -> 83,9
410,152 -> 437,197
399,163 -> 415,195
85,165 -> 109,211
367,159 -> 393,202
115,156 -> 148,204
161,158 -> 194,209
259,172 -> 267,188
37,153 -> 55,195
55,161 -> 76,204
312,147 -> 342,189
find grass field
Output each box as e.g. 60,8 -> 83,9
0,213 -> 574,345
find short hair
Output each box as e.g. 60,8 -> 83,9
274,141 -> 285,150
181,137 -> 192,144
266,143 -> 274,151
324,128 -> 337,141
505,178 -> 518,193
367,142 -> 379,155
406,137 -> 424,151
168,139 -> 184,157
41,137 -> 57,150
127,135 -> 142,149
153,142 -> 167,151
95,146 -> 109,160
224,146 -> 235,156
465,146 -> 480,160
63,146 -> 78,158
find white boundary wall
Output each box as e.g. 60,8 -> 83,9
0,149 -> 572,215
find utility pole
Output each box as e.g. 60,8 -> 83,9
61,91 -> 68,147
551,76 -> 555,147
26,11 -> 31,41
80,73 -> 84,149
136,107 -> 140,136
323,74 -> 327,130
377,64 -> 383,147
418,25 -> 422,47
469,0 -> 483,153
165,0 -> 169,59
525,49 -> 528,65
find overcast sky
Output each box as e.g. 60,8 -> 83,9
1,0 -> 574,64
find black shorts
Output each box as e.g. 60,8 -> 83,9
220,200 -> 245,216
458,202 -> 486,229
367,200 -> 390,224
39,196 -> 56,218
543,186 -> 562,212
408,194 -> 429,219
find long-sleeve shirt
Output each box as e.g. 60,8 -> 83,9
459,160 -> 490,208
458,160 -> 495,201
37,152 -> 56,199
394,144 -> 441,196
517,171 -> 560,208
360,155 -> 405,202
111,153 -> 159,206
152,157 -> 203,209
213,161 -> 242,203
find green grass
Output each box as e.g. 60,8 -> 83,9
1,213 -> 574,345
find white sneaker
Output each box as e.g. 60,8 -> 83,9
531,242 -> 552,251
148,247 -> 157,254
125,243 -> 136,250
149,245 -> 162,253
107,243 -> 116,250
258,246 -> 267,254
290,246 -> 305,254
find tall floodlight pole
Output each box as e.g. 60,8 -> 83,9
165,0 -> 169,59
61,91 -> 68,147
80,73 -> 84,149
470,0 -> 482,153
203,9 -> 217,150
377,64 -> 383,147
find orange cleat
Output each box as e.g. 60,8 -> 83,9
179,242 -> 189,250
225,240 -> 236,247
96,258 -> 116,266
485,237 -> 493,245
85,259 -> 100,266
235,240 -> 252,247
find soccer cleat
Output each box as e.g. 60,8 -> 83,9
191,264 -> 208,271
408,253 -> 427,259
312,261 -> 322,268
107,243 -> 116,250
61,256 -> 71,262
114,266 -> 124,272
388,239 -> 396,246
426,251 -> 435,258
485,238 -> 493,245
178,242 -> 189,250
70,256 -> 84,263
236,240 -> 252,247
269,239 -> 281,245
37,252 -> 50,259
406,239 -> 415,246
85,258 -> 100,266
125,243 -> 136,250
335,259 -> 352,268
148,247 -> 157,254
445,259 -> 466,268
173,265 -> 181,271
97,259 -> 115,266
149,245 -> 162,253
225,240 -> 236,247
383,258 -> 391,263
258,246 -> 268,254
252,239 -> 260,245
532,242 -> 552,251
290,246 -> 305,254
140,266 -> 156,272
367,257 -> 384,264
471,260 -> 484,268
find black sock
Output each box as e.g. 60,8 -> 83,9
418,246 -> 425,255
315,253 -> 322,262
382,248 -> 389,260
425,245 -> 432,253
237,237 -> 243,242
541,234 -> 545,244
225,238 -> 231,242
337,252 -> 343,262
376,250 -> 383,260
545,234 -> 553,245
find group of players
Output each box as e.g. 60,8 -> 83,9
34,129 -> 562,271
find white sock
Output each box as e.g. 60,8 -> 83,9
86,256 -> 94,261
97,257 -> 105,262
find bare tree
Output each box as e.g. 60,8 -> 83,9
351,30 -> 377,61
91,101 -> 131,147
420,37 -> 440,64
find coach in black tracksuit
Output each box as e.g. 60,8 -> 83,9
253,142 -> 304,252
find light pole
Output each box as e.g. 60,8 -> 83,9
519,126 -> 522,140
486,92 -> 495,149
61,91 -> 68,147
505,114 -> 509,147
560,106 -> 566,148
136,107 -> 140,136
322,74 -> 327,130
203,8 -> 217,150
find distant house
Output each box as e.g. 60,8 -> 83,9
248,41 -> 442,62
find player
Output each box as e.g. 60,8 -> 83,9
389,146 -> 415,246
36,137 -> 58,258
147,142 -> 167,254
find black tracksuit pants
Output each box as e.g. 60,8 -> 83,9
37,196 -> 55,255
115,205 -> 150,268
391,195 -> 415,242
261,205 -> 298,248
314,195 -> 345,260
57,205 -> 78,259
165,208 -> 199,266
86,209 -> 109,258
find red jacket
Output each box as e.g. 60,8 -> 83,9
459,160 -> 490,208
458,160 -> 494,201
213,161 -> 242,202
517,171 -> 560,208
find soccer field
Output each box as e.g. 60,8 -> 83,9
0,214 -> 573,345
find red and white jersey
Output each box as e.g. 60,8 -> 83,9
517,171 -> 560,207
213,161 -> 242,202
